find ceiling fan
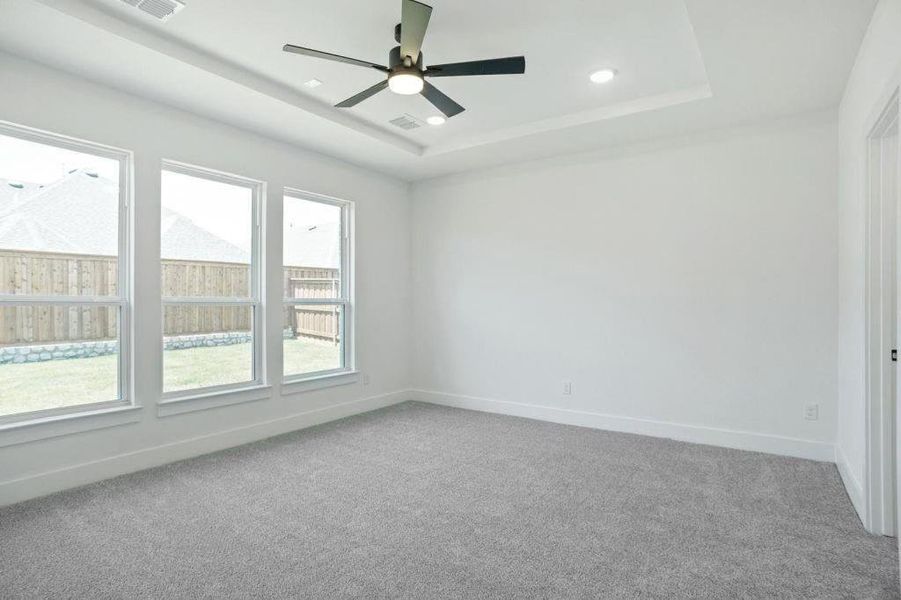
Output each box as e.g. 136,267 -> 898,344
282,0 -> 526,119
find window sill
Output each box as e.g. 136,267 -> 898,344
282,370 -> 359,396
157,384 -> 272,417
0,403 -> 142,448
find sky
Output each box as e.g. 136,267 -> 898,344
161,170 -> 254,250
2,132 -> 340,254
161,172 -> 340,251
0,133 -> 119,184
284,196 -> 340,238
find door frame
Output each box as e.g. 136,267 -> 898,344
864,88 -> 900,536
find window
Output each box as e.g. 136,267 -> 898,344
0,122 -> 130,422
161,163 -> 262,397
283,190 -> 352,381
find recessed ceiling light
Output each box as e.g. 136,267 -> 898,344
589,69 -> 617,84
426,116 -> 446,126
303,78 -> 323,88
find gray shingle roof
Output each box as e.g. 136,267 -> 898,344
161,209 -> 248,264
0,178 -> 42,208
0,170 -> 339,269
0,170 -> 120,256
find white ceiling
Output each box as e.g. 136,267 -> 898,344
113,0 -> 710,151
0,0 -> 879,181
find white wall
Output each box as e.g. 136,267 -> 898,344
0,52 -> 412,505
0,30 -> 867,505
836,0 -> 901,521
411,113 -> 838,461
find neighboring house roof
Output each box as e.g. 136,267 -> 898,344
0,169 -> 339,269
161,209 -> 248,264
0,178 -> 43,211
0,170 -> 120,256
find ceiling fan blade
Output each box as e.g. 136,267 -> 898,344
283,44 -> 388,72
420,81 -> 465,118
400,0 -> 432,64
335,80 -> 390,108
425,56 -> 525,77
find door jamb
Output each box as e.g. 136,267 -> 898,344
864,88 -> 900,536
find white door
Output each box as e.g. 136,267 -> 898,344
891,116 -> 901,544
868,93 -> 899,538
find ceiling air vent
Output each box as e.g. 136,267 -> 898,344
121,0 -> 186,22
389,114 -> 423,131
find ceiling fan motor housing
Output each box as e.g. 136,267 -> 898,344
389,45 -> 423,72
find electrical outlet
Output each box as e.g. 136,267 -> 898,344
362,373 -> 371,386
804,403 -> 819,421
562,381 -> 572,395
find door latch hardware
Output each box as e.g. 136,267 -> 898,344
893,349 -> 897,362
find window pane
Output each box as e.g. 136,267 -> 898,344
161,170 -> 253,298
0,304 -> 119,417
283,196 -> 341,300
0,133 -> 120,296
283,304 -> 344,377
163,304 -> 254,393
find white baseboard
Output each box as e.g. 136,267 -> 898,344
835,443 -> 867,526
413,390 -> 835,462
0,390 -> 410,508
3,390 -> 841,508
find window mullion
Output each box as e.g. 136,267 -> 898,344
163,297 -> 255,306
284,298 -> 348,306
0,295 -> 126,306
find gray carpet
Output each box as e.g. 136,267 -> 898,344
0,402 -> 897,599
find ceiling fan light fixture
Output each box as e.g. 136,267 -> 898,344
283,0 -> 525,117
590,68 -> 617,84
388,72 -> 424,95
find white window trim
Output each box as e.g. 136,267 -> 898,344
0,120 -> 134,442
0,405 -> 141,449
282,188 -> 355,386
159,161 -> 265,405
157,384 -> 272,417
281,370 -> 359,396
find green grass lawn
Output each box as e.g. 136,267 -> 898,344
0,338 -> 341,417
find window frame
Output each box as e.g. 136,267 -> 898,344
159,160 -> 264,401
282,188 -> 354,384
0,120 -> 132,427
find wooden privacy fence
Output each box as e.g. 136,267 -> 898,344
1,250 -> 118,345
1,250 -> 339,345
286,273 -> 341,344
161,258 -> 251,338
